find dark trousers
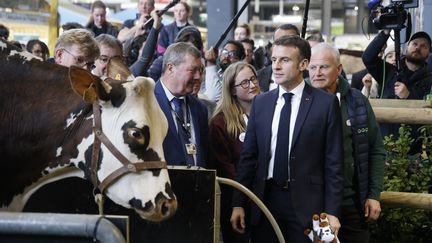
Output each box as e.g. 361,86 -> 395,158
251,180 -> 310,243
339,204 -> 370,243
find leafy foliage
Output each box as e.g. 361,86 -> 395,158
370,125 -> 432,243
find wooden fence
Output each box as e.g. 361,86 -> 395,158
371,99 -> 432,210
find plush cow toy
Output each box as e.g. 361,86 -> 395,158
304,213 -> 340,243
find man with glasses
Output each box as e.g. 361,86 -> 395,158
204,40 -> 246,102
53,29 -> 99,71
92,34 -> 124,78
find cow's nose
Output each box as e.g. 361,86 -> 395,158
158,197 -> 177,219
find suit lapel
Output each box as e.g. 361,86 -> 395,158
291,84 -> 313,149
155,81 -> 178,137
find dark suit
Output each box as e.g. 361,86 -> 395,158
154,80 -> 208,167
233,83 -> 344,240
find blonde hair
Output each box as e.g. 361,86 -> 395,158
55,29 -> 100,60
212,61 -> 258,138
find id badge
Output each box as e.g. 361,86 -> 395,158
185,143 -> 197,155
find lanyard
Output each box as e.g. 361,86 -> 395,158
172,98 -> 192,139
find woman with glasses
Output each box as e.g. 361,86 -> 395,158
208,61 -> 260,243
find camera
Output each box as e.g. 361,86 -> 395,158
372,0 -> 418,30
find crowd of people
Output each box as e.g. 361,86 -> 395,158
2,0 -> 432,242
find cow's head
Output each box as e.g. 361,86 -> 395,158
69,67 -> 176,221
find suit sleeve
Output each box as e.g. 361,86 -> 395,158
324,95 -> 345,217
362,31 -> 393,88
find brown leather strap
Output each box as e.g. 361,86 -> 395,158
90,100 -> 167,194
91,101 -> 102,189
98,161 -> 167,192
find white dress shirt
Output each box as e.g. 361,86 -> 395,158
160,80 -> 197,164
267,81 -> 305,179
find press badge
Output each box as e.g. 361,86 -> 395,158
186,143 -> 197,155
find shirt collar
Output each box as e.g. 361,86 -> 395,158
160,79 -> 185,102
278,80 -> 305,99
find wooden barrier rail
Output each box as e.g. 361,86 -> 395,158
369,99 -> 432,124
370,99 -> 432,210
381,191 -> 432,210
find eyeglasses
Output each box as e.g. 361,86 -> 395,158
233,76 -> 259,89
221,49 -> 239,58
62,48 -> 95,70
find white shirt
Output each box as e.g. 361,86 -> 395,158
267,81 -> 305,179
160,80 -> 197,165
202,65 -> 222,102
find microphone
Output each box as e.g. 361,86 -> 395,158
368,0 -> 382,9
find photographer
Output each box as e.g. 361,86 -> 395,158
362,29 -> 432,152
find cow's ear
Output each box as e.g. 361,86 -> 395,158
69,66 -> 98,98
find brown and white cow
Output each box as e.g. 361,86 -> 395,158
0,40 -> 177,222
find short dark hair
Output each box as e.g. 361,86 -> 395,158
273,35 -> 311,62
224,40 -> 246,60
240,38 -> 255,49
278,24 -> 300,36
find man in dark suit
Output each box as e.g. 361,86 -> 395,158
231,35 -> 344,242
258,24 -> 300,92
154,42 -> 208,167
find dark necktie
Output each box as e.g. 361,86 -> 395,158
273,93 -> 293,187
172,97 -> 195,166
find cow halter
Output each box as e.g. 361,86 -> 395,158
89,93 -> 167,213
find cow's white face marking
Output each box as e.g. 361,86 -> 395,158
74,77 -> 173,220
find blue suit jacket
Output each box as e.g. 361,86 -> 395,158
233,83 -> 344,227
154,80 -> 208,167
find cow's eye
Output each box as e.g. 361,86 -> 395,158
128,128 -> 143,139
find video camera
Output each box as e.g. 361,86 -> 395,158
371,0 -> 418,30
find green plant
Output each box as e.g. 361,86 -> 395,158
370,125 -> 432,243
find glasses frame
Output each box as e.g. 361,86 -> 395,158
221,49 -> 239,58
62,48 -> 94,69
233,76 -> 258,89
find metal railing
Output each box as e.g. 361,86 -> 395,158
0,212 -> 126,243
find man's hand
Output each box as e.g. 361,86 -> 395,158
204,47 -> 218,66
230,207 -> 246,234
326,214 -> 341,237
134,14 -> 150,37
365,199 -> 381,221
394,81 -> 409,99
